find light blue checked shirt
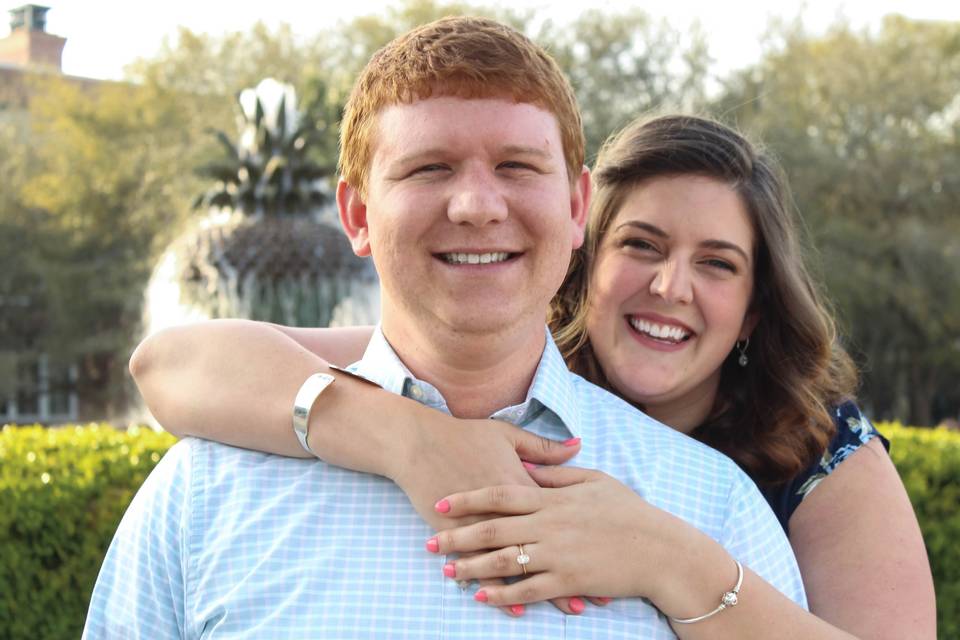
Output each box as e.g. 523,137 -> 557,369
84,327 -> 806,639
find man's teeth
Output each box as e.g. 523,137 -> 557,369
629,317 -> 690,342
443,252 -> 511,265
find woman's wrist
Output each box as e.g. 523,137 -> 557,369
302,372 -> 422,478
381,397 -> 456,483
649,520 -> 737,621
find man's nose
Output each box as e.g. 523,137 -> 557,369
650,260 -> 693,304
446,169 -> 509,227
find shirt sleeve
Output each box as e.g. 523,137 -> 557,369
720,470 -> 809,609
760,400 -> 889,533
82,439 -> 194,639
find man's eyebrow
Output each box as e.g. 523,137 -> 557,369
392,145 -> 553,167
392,149 -> 448,166
615,221 -> 751,263
501,144 -> 553,159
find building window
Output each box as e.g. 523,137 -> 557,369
0,353 -> 77,425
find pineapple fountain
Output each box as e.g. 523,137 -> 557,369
143,79 -> 379,335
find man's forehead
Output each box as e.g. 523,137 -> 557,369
370,96 -> 563,160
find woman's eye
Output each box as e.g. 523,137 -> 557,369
704,258 -> 737,273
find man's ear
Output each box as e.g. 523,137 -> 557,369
337,178 -> 372,257
570,165 -> 591,250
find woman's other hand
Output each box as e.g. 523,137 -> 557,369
427,466 -> 730,618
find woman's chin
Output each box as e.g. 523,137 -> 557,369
611,374 -> 684,408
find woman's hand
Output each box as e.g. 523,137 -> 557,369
426,465 -> 723,616
388,413 -> 581,532
388,415 -> 591,616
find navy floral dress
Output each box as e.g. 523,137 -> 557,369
758,401 -> 889,534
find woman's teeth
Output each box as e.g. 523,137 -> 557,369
628,317 -> 691,342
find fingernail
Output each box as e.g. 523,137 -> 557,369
425,537 -> 439,553
434,498 -> 451,513
509,604 -> 525,616
569,597 -> 585,614
442,562 -> 456,578
597,597 -> 612,604
474,590 -> 488,603
521,461 -> 537,470
563,437 -> 581,447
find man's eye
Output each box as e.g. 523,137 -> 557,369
499,161 -> 536,171
413,164 -> 446,174
623,238 -> 656,251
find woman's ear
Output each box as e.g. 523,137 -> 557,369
739,309 -> 760,341
337,178 -> 371,257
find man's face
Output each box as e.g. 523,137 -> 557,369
339,96 -> 589,339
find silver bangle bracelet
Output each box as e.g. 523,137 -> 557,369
292,373 -> 336,456
292,367 -> 381,457
670,560 -> 743,625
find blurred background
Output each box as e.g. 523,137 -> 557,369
1,0 -> 958,428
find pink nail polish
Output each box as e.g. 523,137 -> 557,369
435,498 -> 451,513
509,604 -> 525,616
563,437 -> 581,447
442,563 -> 456,578
425,537 -> 439,553
569,597 -> 585,614
474,590 -> 488,603
521,461 -> 537,470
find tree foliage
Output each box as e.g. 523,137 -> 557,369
541,9 -> 710,158
717,16 -> 960,424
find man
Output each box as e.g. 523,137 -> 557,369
84,17 -> 805,638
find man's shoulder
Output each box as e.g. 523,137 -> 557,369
568,373 -> 736,467
168,436 -> 324,489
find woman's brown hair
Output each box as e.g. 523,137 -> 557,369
550,114 -> 858,484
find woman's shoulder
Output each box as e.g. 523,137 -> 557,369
759,400 -> 889,533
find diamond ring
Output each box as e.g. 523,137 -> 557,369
516,544 -> 531,575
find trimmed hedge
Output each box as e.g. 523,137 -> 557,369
880,422 -> 960,640
0,422 -> 957,638
0,424 -> 175,640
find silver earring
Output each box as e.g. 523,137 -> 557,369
736,338 -> 749,367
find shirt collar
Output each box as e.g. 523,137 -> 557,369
348,325 -> 580,438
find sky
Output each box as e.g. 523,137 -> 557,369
1,0 -> 959,81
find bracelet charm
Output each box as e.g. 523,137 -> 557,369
670,560 -> 743,625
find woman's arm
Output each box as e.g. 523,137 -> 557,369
129,320 -> 374,459
788,438 -> 936,638
129,319 -> 582,524
430,461 -> 932,638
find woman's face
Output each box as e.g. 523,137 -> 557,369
585,174 -> 757,430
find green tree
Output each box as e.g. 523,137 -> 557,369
17,78 -> 206,416
717,16 -> 960,425
542,9 -> 710,159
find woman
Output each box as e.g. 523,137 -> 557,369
131,115 -> 935,637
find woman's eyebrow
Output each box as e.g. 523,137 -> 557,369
615,221 -> 751,263
700,239 -> 751,263
616,221 -> 668,237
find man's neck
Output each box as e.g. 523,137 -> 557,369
381,315 -> 546,418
